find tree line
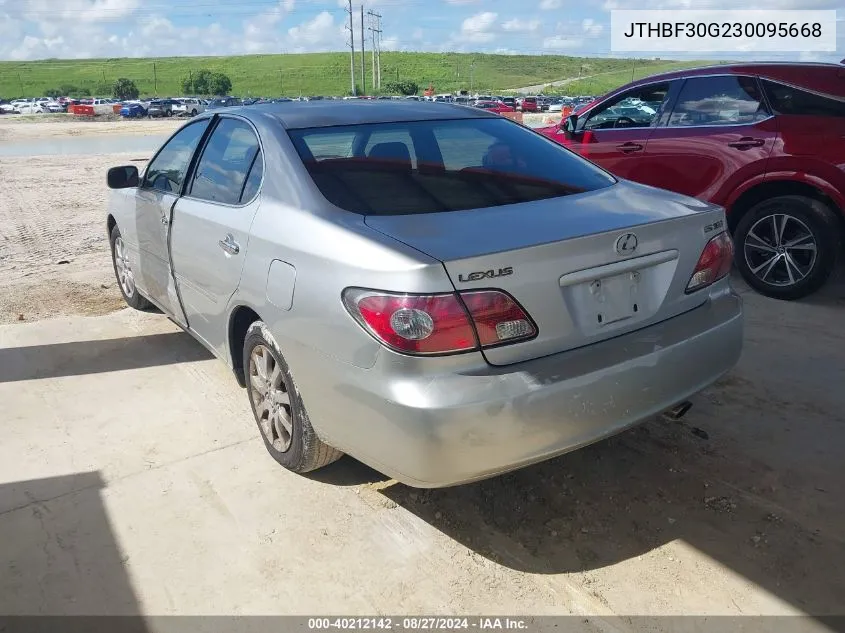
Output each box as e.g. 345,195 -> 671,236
41,69 -> 234,100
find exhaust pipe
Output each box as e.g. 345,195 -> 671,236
662,400 -> 693,422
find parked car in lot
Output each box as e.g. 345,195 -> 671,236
473,100 -> 516,115
207,96 -> 244,110
173,98 -> 206,117
147,99 -> 179,117
500,96 -> 516,110
0,100 -> 20,114
120,103 -> 147,118
540,62 -> 845,300
16,102 -> 47,114
516,96 -> 538,112
105,101 -> 742,487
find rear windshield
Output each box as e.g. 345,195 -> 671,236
288,118 -> 615,215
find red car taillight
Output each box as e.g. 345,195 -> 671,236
342,288 -> 536,355
686,232 -> 734,293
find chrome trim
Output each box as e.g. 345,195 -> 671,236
661,115 -> 776,130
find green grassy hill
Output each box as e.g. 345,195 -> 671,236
0,52 -> 717,99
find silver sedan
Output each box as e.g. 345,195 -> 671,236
106,101 -> 743,487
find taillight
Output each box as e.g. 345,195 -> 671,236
342,288 -> 536,356
686,232 -> 734,293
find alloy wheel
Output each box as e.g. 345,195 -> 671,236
743,213 -> 818,287
113,236 -> 136,298
248,344 -> 293,452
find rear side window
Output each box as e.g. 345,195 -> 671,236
668,76 -> 769,127
288,118 -> 615,216
761,80 -> 845,117
189,118 -> 261,205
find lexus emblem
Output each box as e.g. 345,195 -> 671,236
615,233 -> 638,256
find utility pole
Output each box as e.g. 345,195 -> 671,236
367,11 -> 383,90
367,10 -> 382,91
470,59 -> 475,95
153,63 -> 157,95
345,0 -> 355,95
17,73 -> 24,97
360,5 -> 366,95
368,11 -> 376,92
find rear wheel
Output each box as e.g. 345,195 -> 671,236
734,195 -> 840,300
109,225 -> 152,310
243,321 -> 343,474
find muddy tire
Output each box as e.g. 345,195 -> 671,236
734,195 -> 841,300
109,225 -> 152,311
243,321 -> 343,473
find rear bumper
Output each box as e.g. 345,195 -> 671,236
298,287 -> 743,488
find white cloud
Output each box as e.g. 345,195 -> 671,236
458,11 -> 498,43
539,0 -> 562,8
380,35 -> 400,51
602,0 -> 841,8
287,11 -> 343,51
581,18 -> 603,36
411,28 -> 424,40
543,35 -> 584,49
501,18 -> 541,32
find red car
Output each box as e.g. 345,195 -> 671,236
539,62 -> 845,300
473,100 -> 515,115
517,96 -> 539,112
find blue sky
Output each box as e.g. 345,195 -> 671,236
0,0 -> 841,61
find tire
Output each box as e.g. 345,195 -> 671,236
191,109 -> 197,116
733,195 -> 841,300
109,225 -> 152,310
243,321 -> 343,473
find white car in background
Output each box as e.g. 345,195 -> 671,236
17,102 -> 47,114
172,98 -> 206,117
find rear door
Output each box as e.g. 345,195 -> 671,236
644,75 -> 777,203
570,81 -> 675,182
169,115 -> 264,354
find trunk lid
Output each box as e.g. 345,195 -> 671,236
365,180 -> 727,366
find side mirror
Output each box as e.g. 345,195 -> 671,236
107,165 -> 139,189
561,113 -> 578,139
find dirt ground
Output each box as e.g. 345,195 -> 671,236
0,117 -> 843,625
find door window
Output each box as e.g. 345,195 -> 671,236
667,76 -> 769,127
143,120 -> 210,193
583,83 -> 671,130
761,80 -> 845,118
189,118 -> 261,205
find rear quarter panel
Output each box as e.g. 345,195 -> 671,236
227,114 -> 457,376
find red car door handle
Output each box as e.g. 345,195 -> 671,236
616,142 -> 644,153
727,137 -> 765,149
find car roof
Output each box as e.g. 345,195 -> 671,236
617,61 -> 845,95
240,100 -> 496,130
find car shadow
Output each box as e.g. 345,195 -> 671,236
0,331 -> 213,383
0,472 -> 148,627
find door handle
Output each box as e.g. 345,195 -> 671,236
727,137 -> 765,149
218,234 -> 240,255
160,215 -> 169,225
616,142 -> 643,153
